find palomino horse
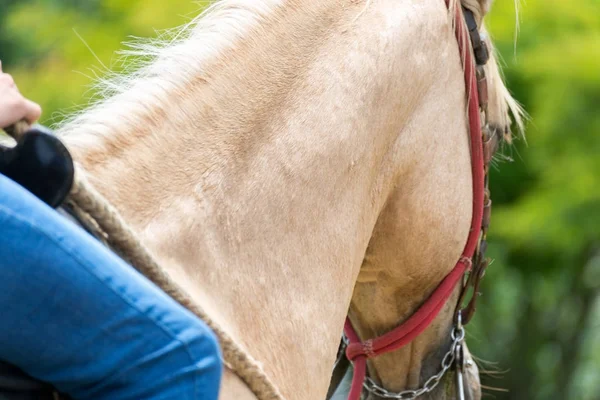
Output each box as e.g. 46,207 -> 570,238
55,0 -> 523,399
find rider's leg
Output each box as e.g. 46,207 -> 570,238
0,173 -> 222,400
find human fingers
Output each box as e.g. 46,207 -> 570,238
0,72 -> 16,89
0,91 -> 40,128
22,98 -> 42,124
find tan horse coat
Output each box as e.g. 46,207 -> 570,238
59,0 -> 522,398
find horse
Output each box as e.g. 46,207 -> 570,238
53,0 -> 523,399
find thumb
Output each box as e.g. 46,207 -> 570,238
23,99 -> 42,124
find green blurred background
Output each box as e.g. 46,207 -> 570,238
1,1 -> 598,399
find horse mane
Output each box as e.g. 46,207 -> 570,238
58,0 -> 280,145
462,0 -> 525,137
58,0 -> 524,146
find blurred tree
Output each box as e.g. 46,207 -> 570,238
0,0 -> 202,124
0,0 -> 26,67
470,1 -> 600,399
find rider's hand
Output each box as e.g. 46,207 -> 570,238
0,61 -> 42,129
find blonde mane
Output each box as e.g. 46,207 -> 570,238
59,0 -> 523,145
59,0 -> 282,145
459,0 -> 525,138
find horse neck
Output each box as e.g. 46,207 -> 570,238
60,1 -> 458,398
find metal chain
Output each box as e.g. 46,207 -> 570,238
362,323 -> 465,399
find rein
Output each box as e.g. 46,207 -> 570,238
342,1 -> 497,398
3,121 -> 285,400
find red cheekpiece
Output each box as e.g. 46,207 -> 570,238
343,1 -> 486,398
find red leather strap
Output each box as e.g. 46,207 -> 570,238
344,1 -> 485,398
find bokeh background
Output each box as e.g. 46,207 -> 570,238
1,1 -> 598,399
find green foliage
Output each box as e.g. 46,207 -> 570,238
472,1 -> 600,399
0,0 -> 203,123
1,1 -> 598,399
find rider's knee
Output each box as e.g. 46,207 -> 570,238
185,318 -> 223,391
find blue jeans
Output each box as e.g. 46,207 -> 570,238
0,173 -> 222,399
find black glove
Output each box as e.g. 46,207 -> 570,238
0,125 -> 74,208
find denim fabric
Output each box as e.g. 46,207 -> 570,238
0,173 -> 222,400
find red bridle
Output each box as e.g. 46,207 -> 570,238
343,1 -> 487,398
